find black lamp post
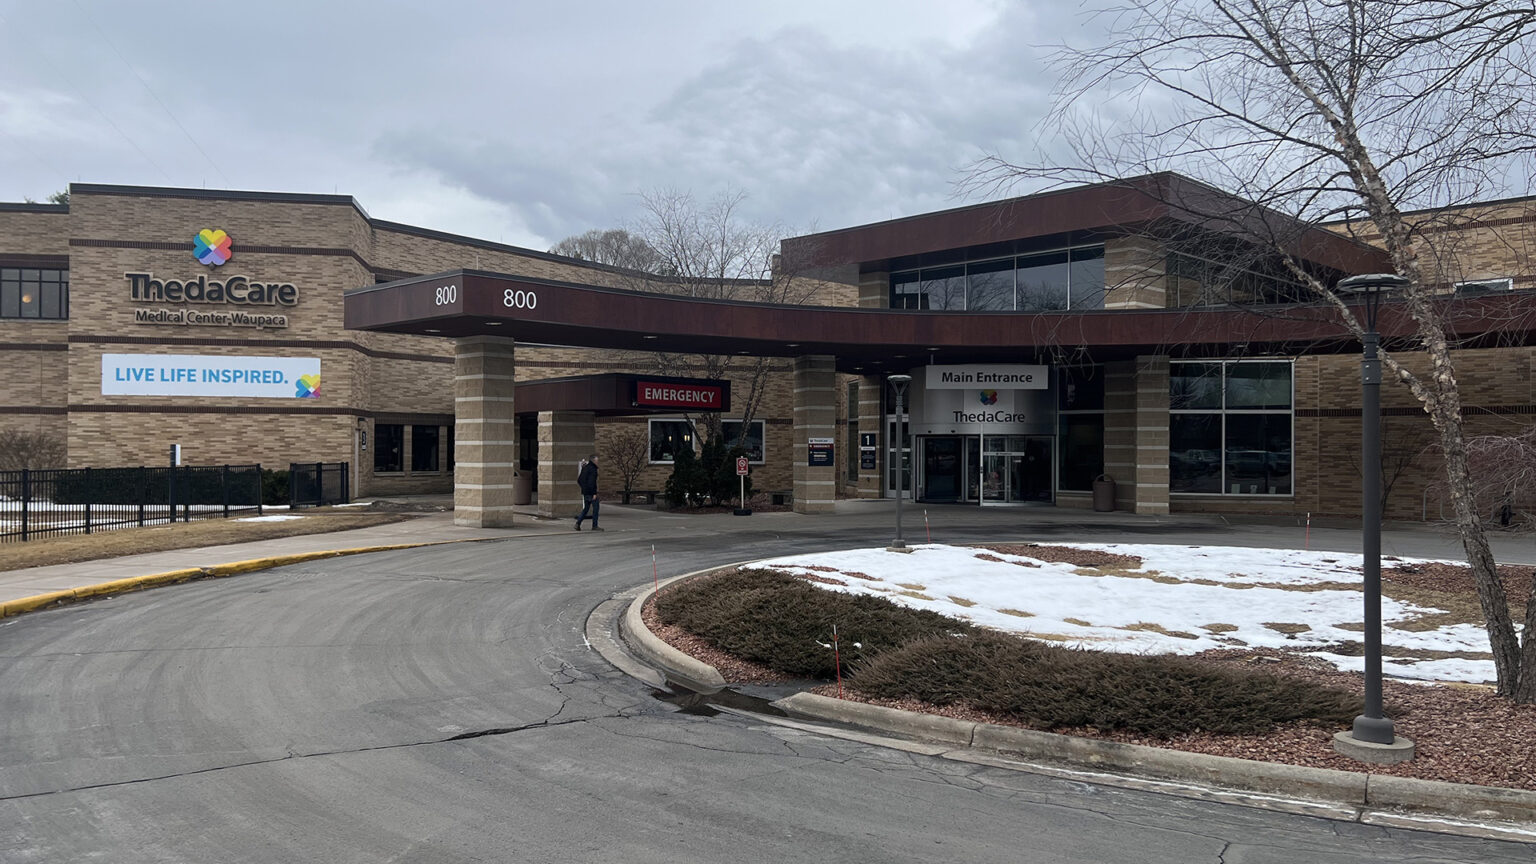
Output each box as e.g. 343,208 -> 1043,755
1334,273 -> 1411,756
888,374 -> 912,551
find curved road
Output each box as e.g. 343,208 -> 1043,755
1,506 -> 1529,862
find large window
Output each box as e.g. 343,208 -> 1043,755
411,425 -> 440,472
720,419 -> 766,463
1167,254 -> 1306,307
649,419 -> 696,463
1057,366 -> 1105,491
890,246 -> 1104,311
1170,361 -> 1293,495
1,268 -> 69,320
374,424 -> 404,473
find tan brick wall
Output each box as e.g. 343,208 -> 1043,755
1104,236 -> 1168,309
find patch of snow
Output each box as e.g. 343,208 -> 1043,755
754,544 -> 1503,685
235,515 -> 304,523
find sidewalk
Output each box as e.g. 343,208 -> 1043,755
0,509 -> 537,607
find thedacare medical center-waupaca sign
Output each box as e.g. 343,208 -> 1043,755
101,354 -> 321,399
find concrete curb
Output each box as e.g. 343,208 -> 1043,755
0,542 -> 448,619
608,577 -> 1536,835
772,687 -> 1536,829
618,568 -> 730,694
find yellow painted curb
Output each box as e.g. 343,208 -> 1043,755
0,542 -> 447,619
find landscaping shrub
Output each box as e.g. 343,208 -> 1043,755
662,444 -> 707,508
851,631 -> 1360,737
654,568 -> 973,678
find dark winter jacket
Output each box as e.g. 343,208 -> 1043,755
577,461 -> 598,496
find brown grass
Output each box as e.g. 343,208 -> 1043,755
1262,622 -> 1312,635
1062,617 -> 1094,627
998,608 -> 1035,618
0,512 -> 413,571
947,595 -> 977,607
1122,621 -> 1200,639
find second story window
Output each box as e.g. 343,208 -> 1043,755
1,268 -> 69,320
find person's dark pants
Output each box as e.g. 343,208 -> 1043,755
576,494 -> 599,528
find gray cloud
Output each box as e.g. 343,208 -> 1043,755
1,1 -> 1086,248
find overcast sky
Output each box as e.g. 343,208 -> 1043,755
0,1 -> 1092,250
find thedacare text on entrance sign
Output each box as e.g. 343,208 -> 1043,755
102,354 -> 321,399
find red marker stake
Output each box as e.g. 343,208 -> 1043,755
1304,512 -> 1311,551
832,623 -> 842,699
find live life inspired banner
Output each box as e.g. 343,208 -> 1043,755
102,354 -> 322,399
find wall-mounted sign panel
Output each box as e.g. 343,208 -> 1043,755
102,354 -> 321,399
633,380 -> 726,410
808,437 -> 835,467
925,364 -> 1048,389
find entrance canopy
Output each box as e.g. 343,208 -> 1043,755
345,270 -> 1536,371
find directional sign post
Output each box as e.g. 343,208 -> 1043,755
734,456 -> 751,516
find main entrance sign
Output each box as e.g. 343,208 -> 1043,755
926,364 -> 1047,389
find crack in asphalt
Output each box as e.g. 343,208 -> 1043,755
0,710 -> 616,803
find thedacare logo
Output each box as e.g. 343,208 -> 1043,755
194,229 -> 232,266
978,389 -> 999,405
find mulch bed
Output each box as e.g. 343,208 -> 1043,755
1384,558 -> 1536,603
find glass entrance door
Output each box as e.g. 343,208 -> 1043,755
981,435 -> 1054,504
922,437 -> 963,501
884,416 -> 911,499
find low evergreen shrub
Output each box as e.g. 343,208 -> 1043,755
654,568 -> 973,678
851,631 -> 1359,737
658,569 -> 1361,738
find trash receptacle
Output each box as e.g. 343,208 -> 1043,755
1092,474 -> 1115,512
513,471 -> 533,505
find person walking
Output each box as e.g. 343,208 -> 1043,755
575,453 -> 602,531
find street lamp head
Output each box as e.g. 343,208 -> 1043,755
888,374 -> 912,384
1337,273 -> 1408,332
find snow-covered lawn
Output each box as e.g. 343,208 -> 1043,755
234,514 -> 304,523
754,543 -> 1500,684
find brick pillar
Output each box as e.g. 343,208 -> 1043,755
1103,361 -> 1136,510
453,336 -> 517,528
855,374 -> 884,498
1133,355 -> 1171,514
793,355 -> 837,513
537,410 -> 595,519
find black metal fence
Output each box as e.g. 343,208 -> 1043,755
289,462 -> 350,508
0,464 -> 263,543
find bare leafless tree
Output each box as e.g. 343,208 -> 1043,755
973,0 -> 1536,700
565,189 -> 825,448
0,429 -> 67,470
601,425 -> 652,500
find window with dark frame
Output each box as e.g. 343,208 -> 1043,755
1169,360 -> 1293,495
1056,366 -> 1105,491
721,419 -> 766,463
0,267 -> 69,320
648,419 -> 695,463
374,424 -> 404,473
889,246 -> 1104,311
411,425 -> 440,472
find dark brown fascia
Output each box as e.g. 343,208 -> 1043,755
782,173 -> 1388,276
